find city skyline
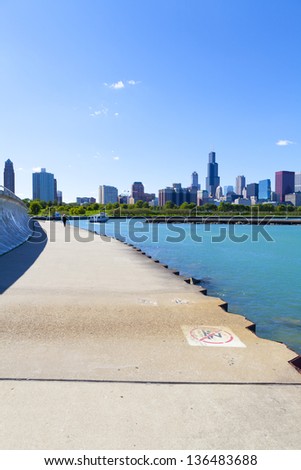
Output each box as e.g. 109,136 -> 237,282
3,153 -> 301,204
0,1 -> 300,201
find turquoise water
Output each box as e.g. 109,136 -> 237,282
74,219 -> 301,356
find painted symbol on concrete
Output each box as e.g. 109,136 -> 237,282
181,325 -> 246,348
138,298 -> 158,306
173,298 -> 189,304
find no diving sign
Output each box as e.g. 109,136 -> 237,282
182,325 -> 246,348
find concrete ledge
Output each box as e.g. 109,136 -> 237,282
0,191 -> 32,255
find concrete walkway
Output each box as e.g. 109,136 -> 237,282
0,221 -> 300,449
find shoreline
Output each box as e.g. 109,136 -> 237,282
36,215 -> 301,225
77,220 -> 301,368
120,237 -> 301,372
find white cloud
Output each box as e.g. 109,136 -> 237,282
89,105 -> 108,117
109,80 -> 125,89
32,167 -> 41,172
104,79 -> 140,89
127,80 -> 140,86
276,139 -> 294,146
114,112 -> 119,117
113,156 -> 120,160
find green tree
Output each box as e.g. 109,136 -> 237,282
218,202 -> 232,212
164,201 -> 174,209
135,200 -> 144,208
276,204 -> 286,213
258,203 -> 275,212
203,203 -> 218,212
39,200 -> 47,209
22,198 -> 31,208
29,200 -> 42,215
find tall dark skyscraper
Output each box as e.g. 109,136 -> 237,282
3,159 -> 15,193
275,171 -> 295,203
131,181 -> 144,202
246,183 -> 259,198
191,171 -> 199,188
205,151 -> 220,197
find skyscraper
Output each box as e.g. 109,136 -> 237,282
235,175 -> 246,196
32,168 -> 55,202
246,183 -> 259,198
57,190 -> 63,205
191,171 -> 199,189
224,185 -> 234,195
131,182 -> 145,202
275,171 -> 295,203
295,172 -> 301,192
258,179 -> 271,201
98,185 -> 118,204
215,185 -> 223,200
4,159 -> 15,193
205,151 -> 220,197
158,187 -> 174,206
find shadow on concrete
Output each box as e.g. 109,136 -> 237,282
0,220 -> 47,294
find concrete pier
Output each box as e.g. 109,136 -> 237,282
0,221 -> 300,449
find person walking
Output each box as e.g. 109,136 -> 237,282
62,214 -> 67,227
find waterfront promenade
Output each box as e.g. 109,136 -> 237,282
0,221 -> 301,449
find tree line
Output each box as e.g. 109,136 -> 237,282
25,198 -> 301,217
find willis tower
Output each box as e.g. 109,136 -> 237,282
205,151 -> 220,197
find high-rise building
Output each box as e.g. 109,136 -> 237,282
246,183 -> 259,198
295,172 -> 301,192
235,175 -> 246,196
4,159 -> 15,193
57,190 -> 63,205
158,187 -> 174,206
54,178 -> 58,202
131,182 -> 145,203
206,151 -> 220,197
158,183 -> 196,207
98,185 -> 118,204
258,179 -> 271,201
215,185 -> 223,200
275,171 -> 295,203
172,183 -> 182,206
191,171 -> 199,189
285,193 -> 301,206
32,168 -> 55,202
188,187 -> 198,204
224,185 -> 234,195
76,197 -> 96,205
197,190 -> 209,206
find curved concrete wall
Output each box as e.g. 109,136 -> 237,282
0,187 -> 32,255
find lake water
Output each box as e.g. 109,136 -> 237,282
73,219 -> 301,356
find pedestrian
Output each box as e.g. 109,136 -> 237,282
62,214 -> 67,227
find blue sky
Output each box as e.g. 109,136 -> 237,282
0,0 -> 300,201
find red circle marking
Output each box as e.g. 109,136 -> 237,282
190,328 -> 234,344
